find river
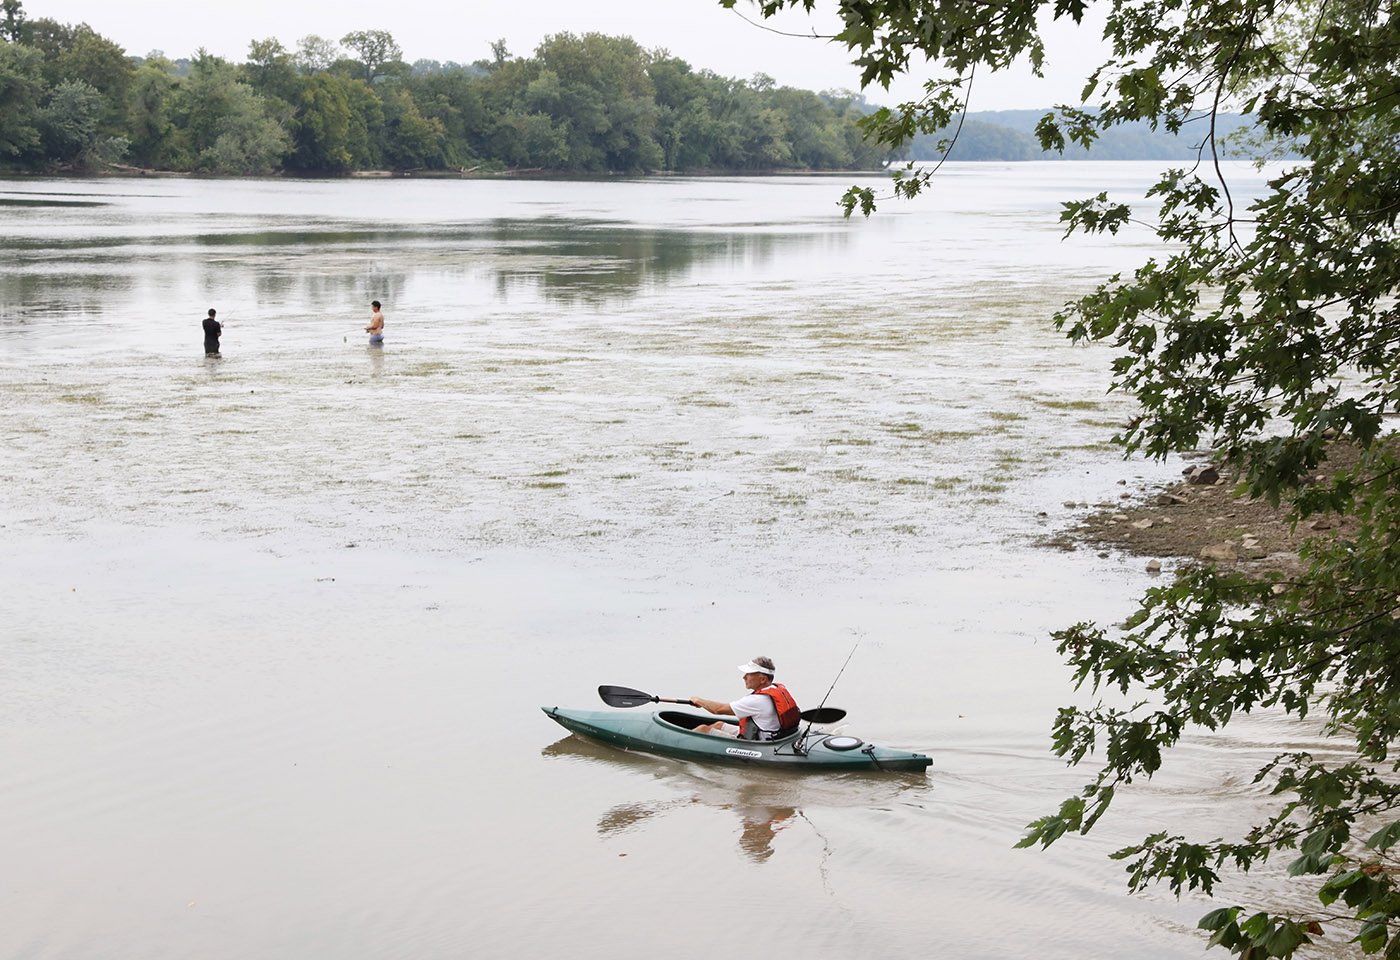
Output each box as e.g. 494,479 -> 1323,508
0,164 -> 1339,958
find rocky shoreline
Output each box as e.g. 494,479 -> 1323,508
1043,448 -> 1364,579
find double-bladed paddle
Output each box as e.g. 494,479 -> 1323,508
597,685 -> 846,724
598,685 -> 693,707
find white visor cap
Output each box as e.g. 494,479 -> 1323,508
738,661 -> 775,677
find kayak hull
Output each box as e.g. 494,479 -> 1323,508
542,706 -> 931,773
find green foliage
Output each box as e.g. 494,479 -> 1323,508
743,0 -> 1400,956
39,78 -> 126,167
0,20 -> 892,176
125,59 -> 177,167
338,78 -> 385,169
1,0 -> 25,43
294,35 -> 339,75
290,74 -> 354,172
168,51 -> 288,174
19,17 -> 132,136
0,39 -> 43,162
243,38 -> 299,103
404,68 -> 488,168
532,32 -> 663,172
340,29 -> 402,84
379,87 -> 446,170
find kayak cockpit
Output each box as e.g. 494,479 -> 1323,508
655,710 -> 805,744
655,709 -> 727,731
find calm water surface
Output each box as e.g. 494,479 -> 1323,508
0,165 -> 1341,959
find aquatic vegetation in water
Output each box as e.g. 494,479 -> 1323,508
397,361 -> 455,377
1039,398 -> 1102,411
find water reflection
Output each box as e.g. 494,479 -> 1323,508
0,212 -> 840,319
0,196 -> 108,208
481,222 -> 827,305
735,795 -> 797,864
543,734 -> 921,864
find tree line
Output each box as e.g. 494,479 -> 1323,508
0,5 -> 893,176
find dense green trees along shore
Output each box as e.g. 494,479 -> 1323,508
0,6 -> 895,176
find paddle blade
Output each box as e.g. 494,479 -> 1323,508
800,707 -> 846,724
598,685 -> 658,708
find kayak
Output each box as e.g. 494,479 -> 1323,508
541,706 -> 932,773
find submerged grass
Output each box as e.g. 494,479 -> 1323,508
882,421 -> 977,443
1040,398 -> 1102,411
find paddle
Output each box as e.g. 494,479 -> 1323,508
598,685 -> 694,707
597,685 -> 845,724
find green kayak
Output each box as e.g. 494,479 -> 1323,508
541,706 -> 932,773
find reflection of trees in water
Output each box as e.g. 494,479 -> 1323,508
4,218 -> 845,320
483,220 -> 833,306
191,220 -> 834,308
0,271 -> 134,321
248,272 -> 410,313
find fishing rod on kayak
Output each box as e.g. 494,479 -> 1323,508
815,640 -> 859,713
795,640 -> 859,755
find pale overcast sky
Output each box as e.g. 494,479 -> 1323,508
31,0 -> 1104,110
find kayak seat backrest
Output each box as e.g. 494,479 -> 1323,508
746,721 -> 799,741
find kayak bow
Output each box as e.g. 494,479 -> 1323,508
542,706 -> 931,773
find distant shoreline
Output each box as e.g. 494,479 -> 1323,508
0,157 -> 1254,184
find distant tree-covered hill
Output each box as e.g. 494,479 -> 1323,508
912,110 -> 1294,161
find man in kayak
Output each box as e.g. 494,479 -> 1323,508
691,657 -> 801,740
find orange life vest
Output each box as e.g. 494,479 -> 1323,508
738,682 -> 801,740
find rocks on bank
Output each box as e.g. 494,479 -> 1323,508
1042,448 -> 1365,577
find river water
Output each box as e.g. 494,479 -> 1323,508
0,165 -> 1342,958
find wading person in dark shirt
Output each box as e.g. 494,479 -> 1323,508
202,308 -> 222,356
